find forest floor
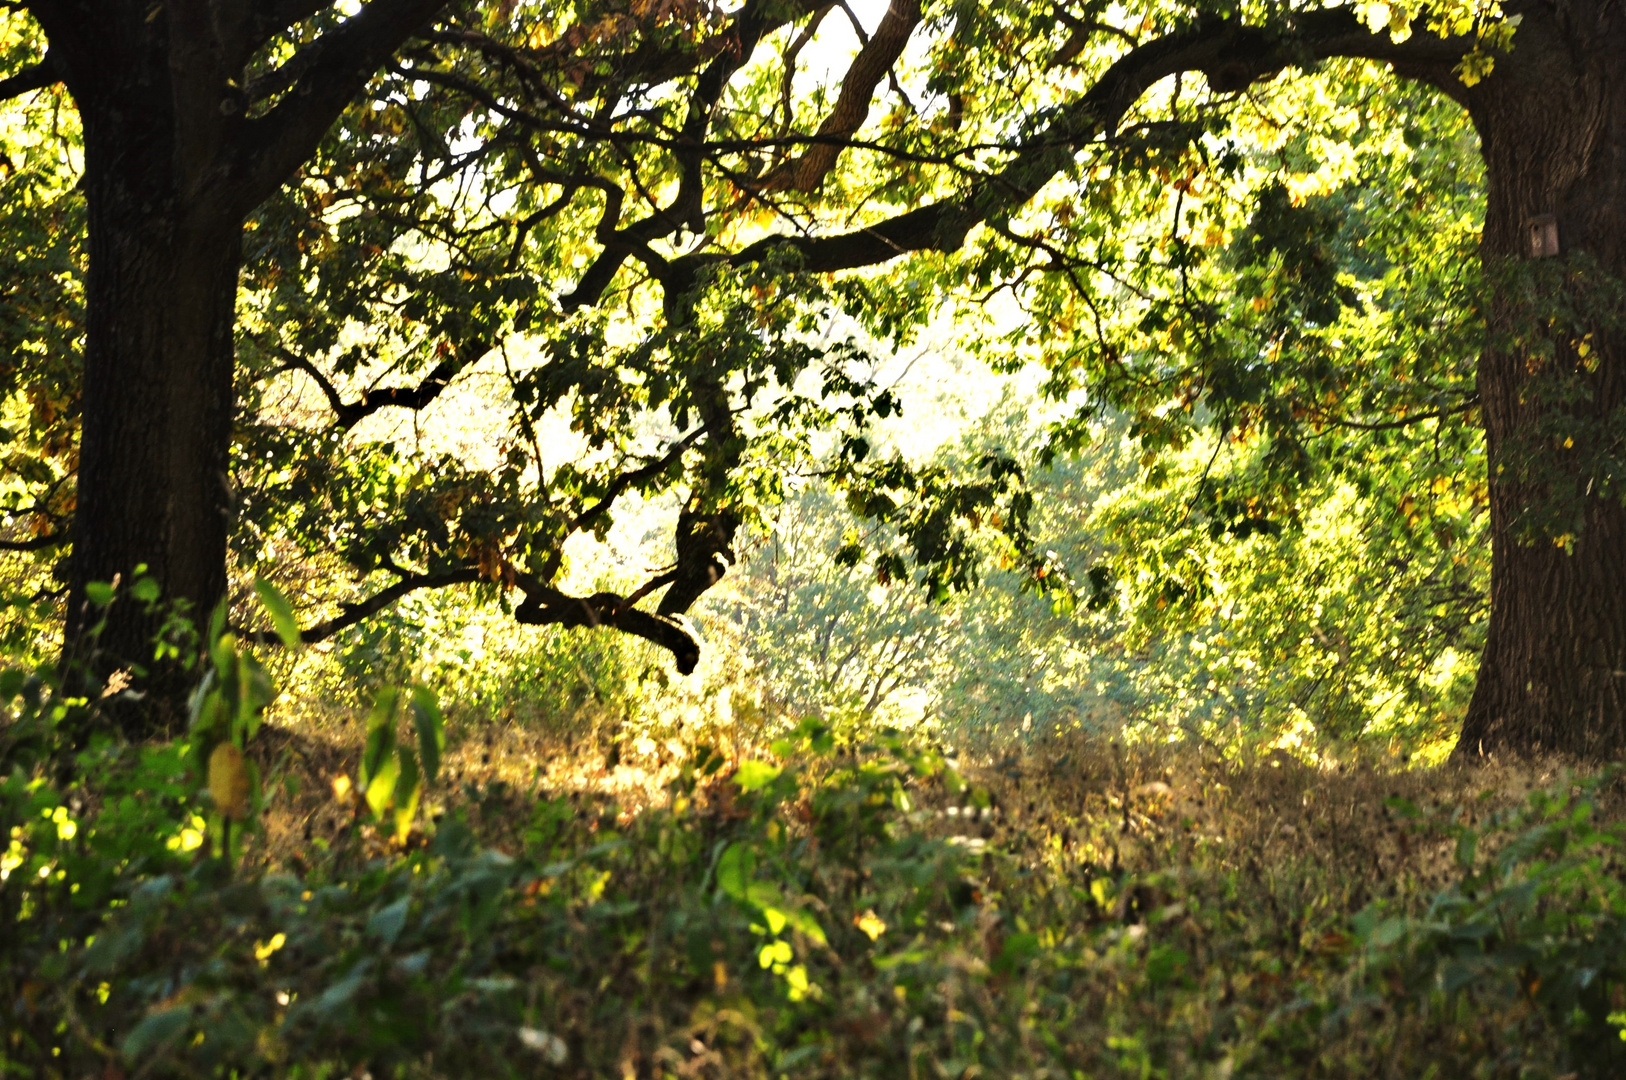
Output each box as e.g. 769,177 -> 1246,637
228,717 -> 1619,1079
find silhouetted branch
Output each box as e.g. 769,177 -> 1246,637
759,0 -> 921,192
0,52 -> 59,102
511,571 -> 701,674
277,343 -> 481,431
0,531 -> 65,552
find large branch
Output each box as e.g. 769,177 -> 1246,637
759,0 -> 921,192
264,560 -> 702,673
0,52 -> 60,102
246,563 -> 701,675
637,9 -> 1472,297
571,429 -> 706,538
754,11 -> 1461,276
512,574 -> 701,674
559,0 -> 816,311
247,0 -> 338,60
274,567 -> 483,644
230,0 -> 447,213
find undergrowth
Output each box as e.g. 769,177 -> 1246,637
5,634 -> 1626,1079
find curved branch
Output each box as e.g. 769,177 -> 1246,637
277,340 -> 484,431
759,0 -> 922,192
0,52 -> 60,103
232,0 -> 448,213
571,428 -> 707,537
246,561 -> 702,674
560,0 -> 808,310
1309,400 -> 1479,433
240,567 -> 483,645
661,10 -> 1472,284
0,531 -> 66,552
511,573 -> 701,674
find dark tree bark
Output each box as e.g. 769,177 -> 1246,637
1451,0 -> 1626,759
66,103 -> 243,721
24,0 -> 444,733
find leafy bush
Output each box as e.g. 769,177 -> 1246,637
1353,770 -> 1626,1077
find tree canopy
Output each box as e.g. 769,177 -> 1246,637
4,0 -> 1626,755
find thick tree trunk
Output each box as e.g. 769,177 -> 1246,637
1454,2 -> 1626,759
64,105 -> 241,734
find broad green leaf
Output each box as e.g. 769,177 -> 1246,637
361,687 -> 399,788
206,598 -> 227,648
364,748 -> 399,821
734,759 -> 781,792
366,686 -> 399,733
782,905 -> 827,946
714,842 -> 756,901
83,581 -> 114,607
120,1006 -> 190,1060
368,896 -> 411,946
209,631 -> 236,688
253,578 -> 303,649
759,905 -> 788,935
757,939 -> 792,969
393,746 -> 421,842
235,651 -> 274,740
409,686 -> 444,785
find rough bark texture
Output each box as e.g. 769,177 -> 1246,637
70,147 -> 242,716
1454,0 -> 1626,758
52,21 -> 244,729
29,0 -> 444,734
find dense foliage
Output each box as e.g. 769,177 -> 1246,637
0,1 -> 1499,688
7,633 -> 1626,1077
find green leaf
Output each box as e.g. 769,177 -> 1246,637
206,598 -> 227,649
253,578 -> 303,649
759,905 -> 789,935
235,651 -> 274,740
409,686 -> 444,785
994,931 -> 1041,975
209,631 -> 237,687
714,842 -> 756,901
314,961 -> 372,1012
367,686 -> 400,733
1455,829 -> 1478,870
364,747 -> 400,821
781,905 -> 828,946
393,746 -> 421,842
361,687 -> 399,786
1145,944 -> 1188,986
84,581 -> 114,607
368,896 -> 411,946
120,1006 -> 191,1059
735,759 -> 781,792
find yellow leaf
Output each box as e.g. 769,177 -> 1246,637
209,743 -> 251,822
853,910 -> 888,941
253,933 -> 286,964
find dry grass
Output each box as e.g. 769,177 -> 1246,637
223,713 -> 1618,1078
